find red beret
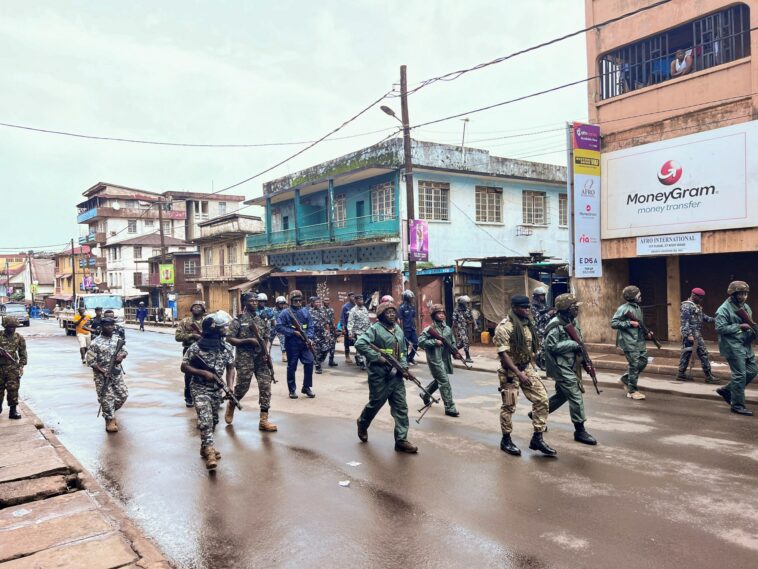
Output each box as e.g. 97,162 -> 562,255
691,288 -> 706,296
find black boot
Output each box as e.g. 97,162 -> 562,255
529,431 -> 557,456
573,422 -> 597,445
716,387 -> 732,405
500,434 -> 521,456
419,391 -> 431,407
731,405 -> 753,416
464,349 -> 473,363
704,372 -> 720,385
315,364 -> 323,374
8,405 -> 21,420
328,357 -> 338,367
676,370 -> 693,381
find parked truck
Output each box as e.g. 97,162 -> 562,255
58,293 -> 125,335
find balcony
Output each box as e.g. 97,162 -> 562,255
189,263 -> 253,281
77,207 -> 186,224
246,215 -> 399,253
78,231 -> 96,244
95,257 -> 107,269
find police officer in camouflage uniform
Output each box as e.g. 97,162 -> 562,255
348,294 -> 371,370
225,293 -> 277,431
611,285 -> 651,401
86,317 -> 128,433
677,287 -> 718,383
418,304 -> 460,417
494,295 -> 556,457
0,316 -> 27,419
309,296 -> 330,374
452,295 -> 474,363
271,296 -> 288,362
715,281 -> 756,416
355,302 -> 418,453
322,298 -> 338,367
531,286 -> 555,370
175,300 -> 206,407
255,293 -> 275,340
181,311 -> 236,470
543,294 -> 597,445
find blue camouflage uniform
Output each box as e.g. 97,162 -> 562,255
276,307 -> 315,393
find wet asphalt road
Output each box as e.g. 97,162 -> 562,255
14,321 -> 758,569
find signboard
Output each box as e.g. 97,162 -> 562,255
636,232 -> 701,256
82,276 -> 94,290
602,120 -> 758,239
570,122 -> 602,278
408,219 -> 429,262
159,264 -> 174,285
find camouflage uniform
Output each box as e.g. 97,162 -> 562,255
347,305 -> 371,367
0,331 -> 27,407
678,300 -> 715,376
183,342 -> 235,447
175,315 -> 204,404
323,305 -> 337,361
255,306 -> 275,344
311,307 -> 332,364
531,300 -> 553,368
452,306 -> 473,350
228,312 -> 273,411
85,335 -> 128,420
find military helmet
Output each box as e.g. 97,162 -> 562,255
2,316 -> 19,328
555,293 -> 582,311
202,310 -> 232,334
375,301 -> 396,320
289,290 -> 303,301
241,292 -> 256,303
430,303 -> 445,316
457,295 -> 471,304
275,296 -> 286,304
532,286 -> 547,296
190,299 -> 206,310
622,285 -> 641,301
402,290 -> 414,299
257,293 -> 268,302
380,295 -> 395,304
727,281 -> 750,295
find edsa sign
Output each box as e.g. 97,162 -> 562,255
601,121 -> 758,239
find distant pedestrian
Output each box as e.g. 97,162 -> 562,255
86,317 -> 128,433
418,304 -> 459,417
340,293 -> 356,363
0,316 -> 27,419
136,302 -> 148,332
677,288 -> 717,383
398,290 -> 418,364
87,307 -> 104,336
347,295 -> 370,370
74,307 -> 91,364
175,300 -> 206,407
611,286 -> 650,401
276,290 -> 316,399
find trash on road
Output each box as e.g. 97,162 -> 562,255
338,480 -> 351,487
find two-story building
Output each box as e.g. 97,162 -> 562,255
136,250 -> 201,318
244,138 -> 567,319
52,246 -> 93,303
577,0 -> 756,342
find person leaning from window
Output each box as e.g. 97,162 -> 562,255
670,49 -> 693,78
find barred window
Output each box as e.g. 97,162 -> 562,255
559,194 -> 568,226
334,194 -> 347,228
184,260 -> 198,275
418,181 -> 449,221
371,182 -> 395,221
475,186 -> 502,223
522,191 -> 547,225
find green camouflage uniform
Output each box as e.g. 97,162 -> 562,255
715,299 -> 757,408
418,321 -> 457,413
228,312 -> 274,411
355,322 -> 410,442
183,342 -> 235,447
544,316 -> 586,423
85,335 -> 128,420
611,302 -> 648,393
493,316 -> 548,434
0,332 -> 27,407
311,307 -> 332,364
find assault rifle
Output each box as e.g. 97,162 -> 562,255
97,337 -> 126,417
735,307 -> 758,344
247,317 -> 277,383
287,308 -> 318,360
426,325 -> 472,369
624,311 -> 662,349
190,353 -> 242,411
564,323 -> 601,395
0,346 -> 19,365
368,342 -> 439,423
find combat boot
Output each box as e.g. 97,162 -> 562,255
676,371 -> 693,381
8,405 -> 21,420
731,405 -> 753,416
394,439 -> 418,453
357,419 -> 368,442
445,408 -> 460,417
716,387 -> 732,405
315,363 -> 323,374
200,446 -> 221,459
259,411 -> 278,432
105,418 -> 118,433
282,352 -> 288,363
419,391 -> 431,407
202,446 -> 219,470
573,422 -> 597,445
500,434 -> 521,456
704,373 -> 720,385
529,431 -> 557,456
345,354 -> 353,364
328,357 -> 338,367
225,401 -> 235,425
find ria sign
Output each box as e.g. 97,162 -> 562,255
657,160 -> 683,185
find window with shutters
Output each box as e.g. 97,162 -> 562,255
559,194 -> 568,227
127,219 -> 137,233
334,194 -> 347,228
371,182 -> 395,221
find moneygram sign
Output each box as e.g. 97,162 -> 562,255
602,121 -> 756,239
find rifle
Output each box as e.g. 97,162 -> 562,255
735,307 -> 758,344
368,342 -> 439,423
564,323 -> 601,395
190,352 -> 242,411
97,337 -> 126,417
0,346 -> 19,365
247,316 -> 277,383
624,311 -> 662,349
426,325 -> 472,369
287,308 -> 318,359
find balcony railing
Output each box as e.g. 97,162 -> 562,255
246,215 -> 399,252
76,207 -> 186,224
192,263 -> 253,280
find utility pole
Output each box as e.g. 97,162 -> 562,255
157,198 -> 168,310
4,259 -> 10,300
400,65 -> 419,322
27,250 -> 34,308
70,238 -> 77,309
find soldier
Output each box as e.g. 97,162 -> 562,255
271,296 -> 288,362
276,290 -> 316,399
715,281 -> 756,416
103,310 -> 126,342
0,316 -> 27,419
340,292 -> 356,363
74,306 -> 92,364
86,307 -> 104,336
309,297 -> 330,374
417,304 -> 459,417
677,287 -> 718,383
254,293 -> 275,340
180,312 -> 235,470
531,287 -> 555,370
398,290 -> 418,365
85,317 -> 128,433
611,286 -> 651,401
494,295 -> 556,457
543,294 -> 597,445
322,298 -> 338,367
347,294 -> 371,371
452,295 -> 474,363
355,302 -> 418,453
225,293 -> 277,431
175,300 -> 206,407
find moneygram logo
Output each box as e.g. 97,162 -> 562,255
657,160 -> 682,186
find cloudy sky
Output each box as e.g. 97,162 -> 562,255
0,1 -> 587,250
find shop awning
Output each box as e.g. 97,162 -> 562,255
228,266 -> 276,292
125,294 -> 149,300
56,273 -> 72,279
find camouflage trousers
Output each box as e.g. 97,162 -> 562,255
678,335 -> 711,374
455,331 -> 470,351
314,337 -> 332,364
0,368 -> 21,406
498,364 -> 548,434
190,379 -> 222,447
234,356 -> 273,411
93,372 -> 128,420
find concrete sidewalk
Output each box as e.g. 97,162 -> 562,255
0,403 -> 170,568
